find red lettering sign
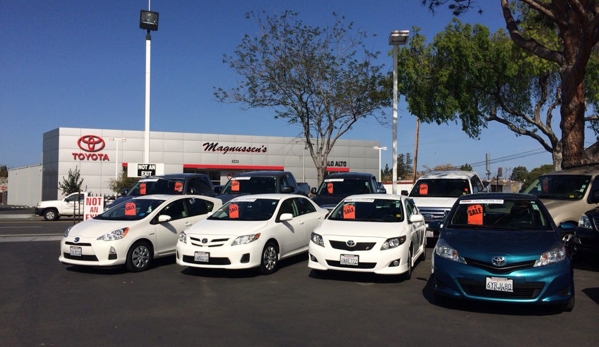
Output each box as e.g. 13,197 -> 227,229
231,180 -> 240,192
419,183 -> 429,195
229,204 -> 239,219
327,182 -> 334,194
343,204 -> 355,219
467,204 -> 483,225
125,202 -> 136,216
140,183 -> 146,195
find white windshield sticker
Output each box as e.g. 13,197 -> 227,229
459,199 -> 504,205
231,177 -> 251,181
231,198 -> 257,202
344,198 -> 375,203
324,178 -> 344,182
139,178 -> 159,182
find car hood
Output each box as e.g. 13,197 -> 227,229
315,219 -> 408,238
67,218 -> 145,238
37,199 -> 63,207
441,228 -> 560,257
409,197 -> 456,208
540,198 -> 590,224
185,218 -> 268,236
311,195 -> 344,209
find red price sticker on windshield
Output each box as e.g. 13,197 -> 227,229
174,182 -> 183,192
343,204 -> 355,219
467,204 -> 483,225
419,183 -> 429,195
231,180 -> 240,192
125,202 -> 137,216
327,182 -> 334,194
140,183 -> 146,195
229,204 -> 239,219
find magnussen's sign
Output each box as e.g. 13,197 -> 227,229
203,142 -> 267,154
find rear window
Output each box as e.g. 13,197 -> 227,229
315,178 -> 371,196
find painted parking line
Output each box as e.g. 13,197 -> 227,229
0,234 -> 62,242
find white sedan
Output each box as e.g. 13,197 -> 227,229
176,194 -> 328,275
59,195 -> 222,272
308,194 -> 427,279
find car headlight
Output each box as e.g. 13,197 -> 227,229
178,231 -> 187,244
434,238 -> 466,263
534,243 -> 566,267
231,233 -> 261,246
311,232 -> 324,247
578,214 -> 593,229
96,227 -> 129,241
64,226 -> 73,237
380,236 -> 406,250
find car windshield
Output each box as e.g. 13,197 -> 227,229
127,178 -> 186,196
95,198 -> 165,221
409,179 -> 470,198
446,198 -> 553,230
220,177 -> 277,194
327,198 -> 404,222
208,198 -> 278,221
315,178 -> 371,196
525,174 -> 591,200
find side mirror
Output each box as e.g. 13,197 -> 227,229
311,187 -> 317,195
158,215 -> 172,223
214,186 -> 222,194
401,190 -> 409,196
121,188 -> 129,196
280,186 -> 293,193
410,214 -> 424,223
589,190 -> 599,204
279,213 -> 293,221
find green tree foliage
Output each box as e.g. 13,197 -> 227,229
0,165 -> 7,178
108,171 -> 139,195
525,164 -> 554,186
215,11 -> 391,184
381,163 -> 392,182
510,165 -> 529,182
420,0 -> 599,170
397,153 -> 414,180
58,166 -> 84,195
460,163 -> 473,171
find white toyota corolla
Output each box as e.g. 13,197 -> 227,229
176,194 -> 328,275
59,194 -> 222,272
308,194 -> 427,279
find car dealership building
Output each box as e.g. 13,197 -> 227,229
15,127 -> 380,203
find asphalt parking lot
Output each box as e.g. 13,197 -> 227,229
0,217 -> 598,347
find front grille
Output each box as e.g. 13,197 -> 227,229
182,255 -> 231,265
418,208 -> 449,223
457,278 -> 544,299
65,241 -> 92,246
592,215 -> 599,230
326,260 -> 376,269
189,236 -> 230,248
329,241 -> 376,251
63,253 -> 98,261
463,258 -> 537,274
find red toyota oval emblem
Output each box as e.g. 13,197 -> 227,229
77,135 -> 105,152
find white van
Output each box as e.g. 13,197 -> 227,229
406,171 -> 486,241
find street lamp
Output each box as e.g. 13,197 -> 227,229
373,146 -> 387,182
389,29 -> 409,194
140,7 -> 159,164
109,137 -> 127,180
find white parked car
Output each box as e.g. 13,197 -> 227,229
308,194 -> 427,279
176,194 -> 328,275
59,195 -> 222,272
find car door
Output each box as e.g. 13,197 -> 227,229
62,193 -> 83,215
292,197 -> 325,249
405,199 -> 425,252
153,198 -> 199,256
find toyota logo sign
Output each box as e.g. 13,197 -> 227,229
77,135 -> 105,152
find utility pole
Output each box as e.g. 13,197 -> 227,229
412,118 -> 420,183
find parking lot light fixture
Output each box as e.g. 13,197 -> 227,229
389,30 -> 409,194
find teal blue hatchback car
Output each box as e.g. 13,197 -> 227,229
430,193 -> 575,312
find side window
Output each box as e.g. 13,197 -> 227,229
278,198 -> 296,219
187,178 -> 201,194
162,199 -> 187,220
200,176 -> 212,193
471,175 -> 483,194
587,175 -> 599,203
296,197 -> 316,215
186,198 -> 212,216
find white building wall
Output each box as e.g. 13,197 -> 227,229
7,164 -> 43,206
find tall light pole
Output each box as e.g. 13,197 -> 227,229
373,146 -> 387,182
109,137 -> 127,180
139,5 -> 159,164
389,30 -> 409,194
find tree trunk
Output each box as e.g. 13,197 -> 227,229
559,66 -> 587,169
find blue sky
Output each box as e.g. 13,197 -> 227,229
1,0 -> 569,178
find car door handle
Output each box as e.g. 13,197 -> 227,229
185,222 -> 193,227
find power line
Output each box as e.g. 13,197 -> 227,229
469,148 -> 547,168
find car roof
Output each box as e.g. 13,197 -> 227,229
541,165 -> 599,176
325,172 -> 375,179
233,171 -> 290,177
228,193 -> 307,201
130,194 -> 216,202
457,192 -> 540,201
145,173 -> 208,179
341,193 -> 407,201
417,171 -> 479,180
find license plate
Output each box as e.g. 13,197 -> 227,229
426,230 -> 435,238
340,254 -> 359,266
70,246 -> 82,257
194,251 -> 209,263
486,277 -> 513,292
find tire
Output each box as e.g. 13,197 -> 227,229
259,241 -> 279,275
404,246 -> 413,280
43,209 -> 59,221
126,241 -> 153,272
